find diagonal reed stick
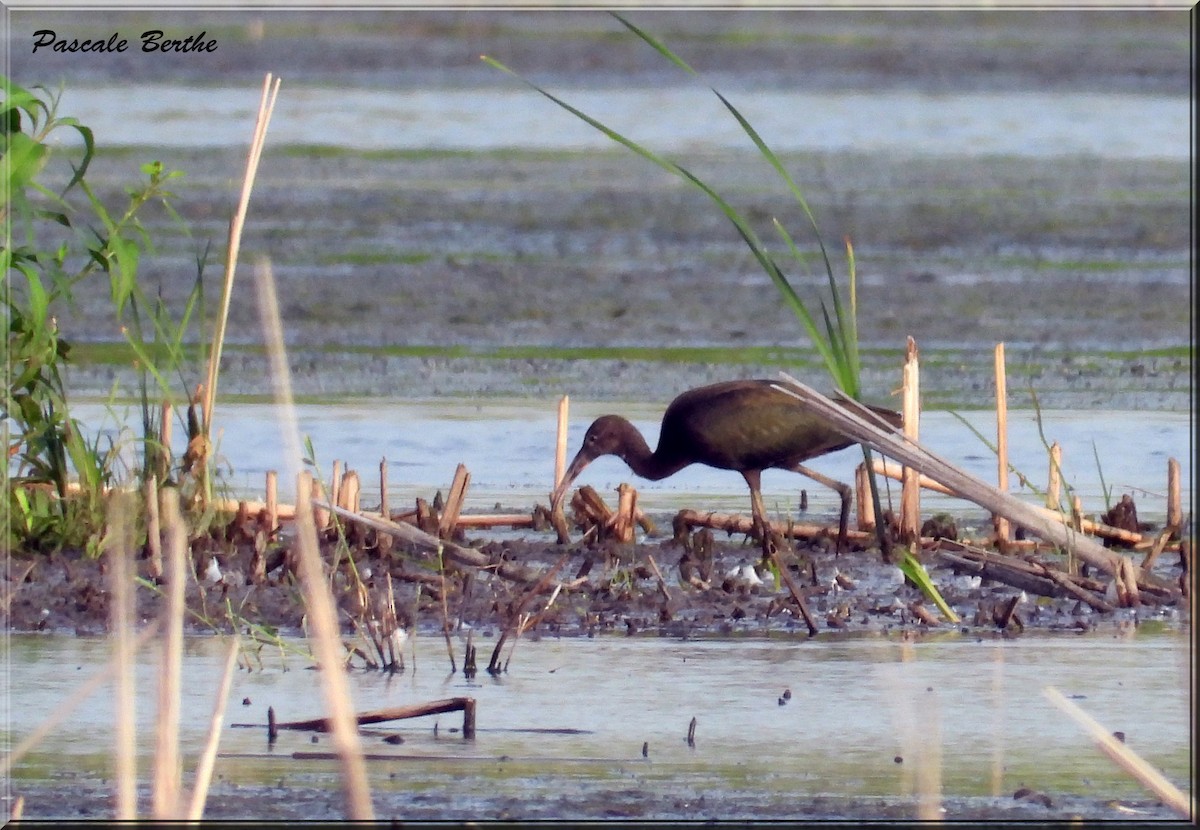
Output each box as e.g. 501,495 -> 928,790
1043,686 -> 1193,818
254,256 -> 374,820
186,638 -> 241,821
771,372 -> 1130,579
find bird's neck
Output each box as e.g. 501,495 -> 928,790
619,423 -> 688,481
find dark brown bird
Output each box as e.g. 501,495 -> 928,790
550,379 -> 902,555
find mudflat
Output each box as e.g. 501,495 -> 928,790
9,8 -> 1191,410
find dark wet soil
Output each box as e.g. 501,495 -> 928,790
3,502 -> 1188,641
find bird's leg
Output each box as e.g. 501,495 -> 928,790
790,463 -> 852,556
743,470 -> 785,562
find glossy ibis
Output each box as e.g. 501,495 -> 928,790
550,379 -> 902,555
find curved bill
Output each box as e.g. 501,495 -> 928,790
549,449 -> 594,509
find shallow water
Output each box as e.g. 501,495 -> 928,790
68,400 -> 1192,524
3,629 -> 1191,820
55,83 -> 1188,160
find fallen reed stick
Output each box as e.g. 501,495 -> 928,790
771,373 -> 1132,582
318,501 -> 557,586
675,508 -> 874,545
275,698 -> 477,739
1043,686 -> 1193,819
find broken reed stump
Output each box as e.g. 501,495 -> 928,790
437,463 -> 471,540
274,698 -> 476,739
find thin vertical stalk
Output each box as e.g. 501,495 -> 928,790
201,73 -> 281,504
254,257 -> 374,820
554,395 -> 569,491
993,343 -> 1011,542
899,337 -> 921,541
153,487 -> 187,819
106,489 -> 137,820
1046,442 -> 1063,509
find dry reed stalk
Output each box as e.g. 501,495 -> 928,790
311,476 -> 330,532
900,336 -> 921,541
1167,458 -> 1181,532
254,257 -> 374,820
437,464 -> 471,539
1046,442 -> 1063,509
265,470 -> 278,533
106,489 -> 138,820
768,549 -> 819,637
855,463 -> 876,531
161,401 -> 172,444
993,343 -> 1011,543
771,373 -> 1132,580
330,460 -> 343,512
201,74 -> 280,450
437,543 -> 457,674
339,470 -> 361,513
153,488 -> 188,819
555,395 -> 569,489
612,482 -> 638,543
0,623 -> 161,777
379,458 -> 389,519
144,473 -> 162,581
186,638 -> 240,821
1043,686 -> 1193,818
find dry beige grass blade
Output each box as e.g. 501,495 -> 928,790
0,624 -> 160,777
772,372 -> 1129,578
153,488 -> 188,819
106,489 -> 138,820
186,638 -> 241,821
201,72 -> 281,497
1043,686 -> 1194,819
254,257 -> 375,820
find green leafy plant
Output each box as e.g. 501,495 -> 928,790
485,15 -> 954,620
4,77 -> 209,553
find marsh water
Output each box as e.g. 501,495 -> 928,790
4,628 -> 1192,820
74,400 -> 1192,525
53,83 -> 1189,160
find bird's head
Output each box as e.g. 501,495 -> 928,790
549,415 -> 633,508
